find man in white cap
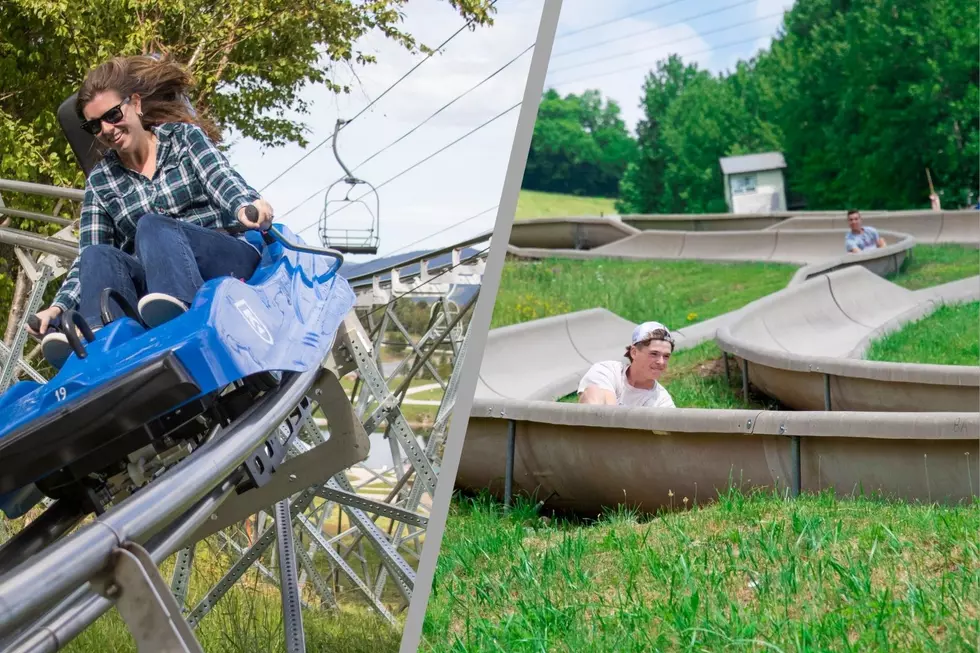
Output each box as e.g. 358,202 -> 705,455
577,321 -> 676,408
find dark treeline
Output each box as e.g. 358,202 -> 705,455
523,0 -> 979,213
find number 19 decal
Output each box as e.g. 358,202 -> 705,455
55,387 -> 67,402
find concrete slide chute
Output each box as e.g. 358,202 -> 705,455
460,210 -> 980,515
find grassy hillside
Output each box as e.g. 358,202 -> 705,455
422,491 -> 980,653
515,190 -> 618,220
490,258 -> 797,330
866,301 -> 980,366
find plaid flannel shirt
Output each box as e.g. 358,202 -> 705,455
52,121 -> 260,312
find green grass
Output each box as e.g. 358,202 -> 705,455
515,189 -> 618,220
495,244 -> 979,406
866,301 -> 980,366
65,596 -> 400,653
421,491 -> 980,653
411,387 -> 446,401
51,531 -> 405,653
425,241 -> 980,652
490,258 -> 796,330
887,244 -> 979,290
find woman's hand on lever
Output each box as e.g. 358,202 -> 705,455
237,199 -> 274,231
27,305 -> 62,337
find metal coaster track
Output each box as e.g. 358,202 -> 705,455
0,176 -> 485,652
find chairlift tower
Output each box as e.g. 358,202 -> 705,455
318,119 -> 381,255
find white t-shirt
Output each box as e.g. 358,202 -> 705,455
577,360 -> 675,408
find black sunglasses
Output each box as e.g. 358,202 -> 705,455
80,97 -> 131,135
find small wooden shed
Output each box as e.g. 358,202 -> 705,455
719,151 -> 787,214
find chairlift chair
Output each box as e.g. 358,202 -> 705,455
318,119 -> 381,255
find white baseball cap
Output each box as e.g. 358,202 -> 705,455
631,321 -> 673,345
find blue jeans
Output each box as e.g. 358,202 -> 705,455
70,213 -> 261,328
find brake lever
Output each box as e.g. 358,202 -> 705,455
234,205 -> 345,274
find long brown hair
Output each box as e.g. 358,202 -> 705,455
76,55 -> 221,143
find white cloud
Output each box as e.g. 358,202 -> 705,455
544,9 -> 713,133
542,0 -> 795,132
221,0 -> 795,265
223,0 -> 546,265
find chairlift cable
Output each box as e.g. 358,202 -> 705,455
550,0 -> 759,60
296,101 -> 521,238
258,0 -> 499,193
549,33 -> 774,87
553,0 -> 686,40
351,43 -> 534,173
549,4 -> 781,74
276,41 -> 534,222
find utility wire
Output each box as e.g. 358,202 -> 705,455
553,0 -> 686,40
549,33 -> 772,87
258,0 -> 498,193
549,8 -> 785,75
277,42 -> 534,221
296,101 -> 522,237
383,205 -> 498,258
551,0 -> 760,62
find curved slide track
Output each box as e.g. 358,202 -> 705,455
460,209 -> 980,515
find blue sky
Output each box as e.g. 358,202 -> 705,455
223,0 -> 794,266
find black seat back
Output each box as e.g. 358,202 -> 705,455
58,93 -> 105,177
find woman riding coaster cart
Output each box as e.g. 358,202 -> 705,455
28,55 -> 275,367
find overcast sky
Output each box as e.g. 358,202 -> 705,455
223,0 -> 795,265
224,0 -> 546,266
546,0 -> 796,131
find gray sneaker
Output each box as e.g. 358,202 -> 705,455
41,326 -> 101,369
41,332 -> 71,369
138,293 -> 189,328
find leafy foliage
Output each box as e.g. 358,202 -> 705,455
617,0 -> 979,214
0,0 -> 495,341
1,0 -> 496,187
522,88 -> 636,198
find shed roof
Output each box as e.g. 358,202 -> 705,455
719,152 -> 786,175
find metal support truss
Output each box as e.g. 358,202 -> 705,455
0,176 -> 484,653
90,543 -> 205,653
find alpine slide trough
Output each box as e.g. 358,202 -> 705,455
0,123 -> 489,651
459,209 -> 980,515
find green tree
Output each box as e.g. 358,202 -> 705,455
772,0 -> 979,209
522,88 -> 636,198
617,56 -> 781,213
615,55 -> 708,214
618,0 -> 978,213
0,0 -> 496,343
1,0 -> 496,187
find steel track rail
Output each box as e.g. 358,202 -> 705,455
0,180 -> 83,203
0,365 -> 320,638
0,228 -> 77,259
1,475 -> 243,653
